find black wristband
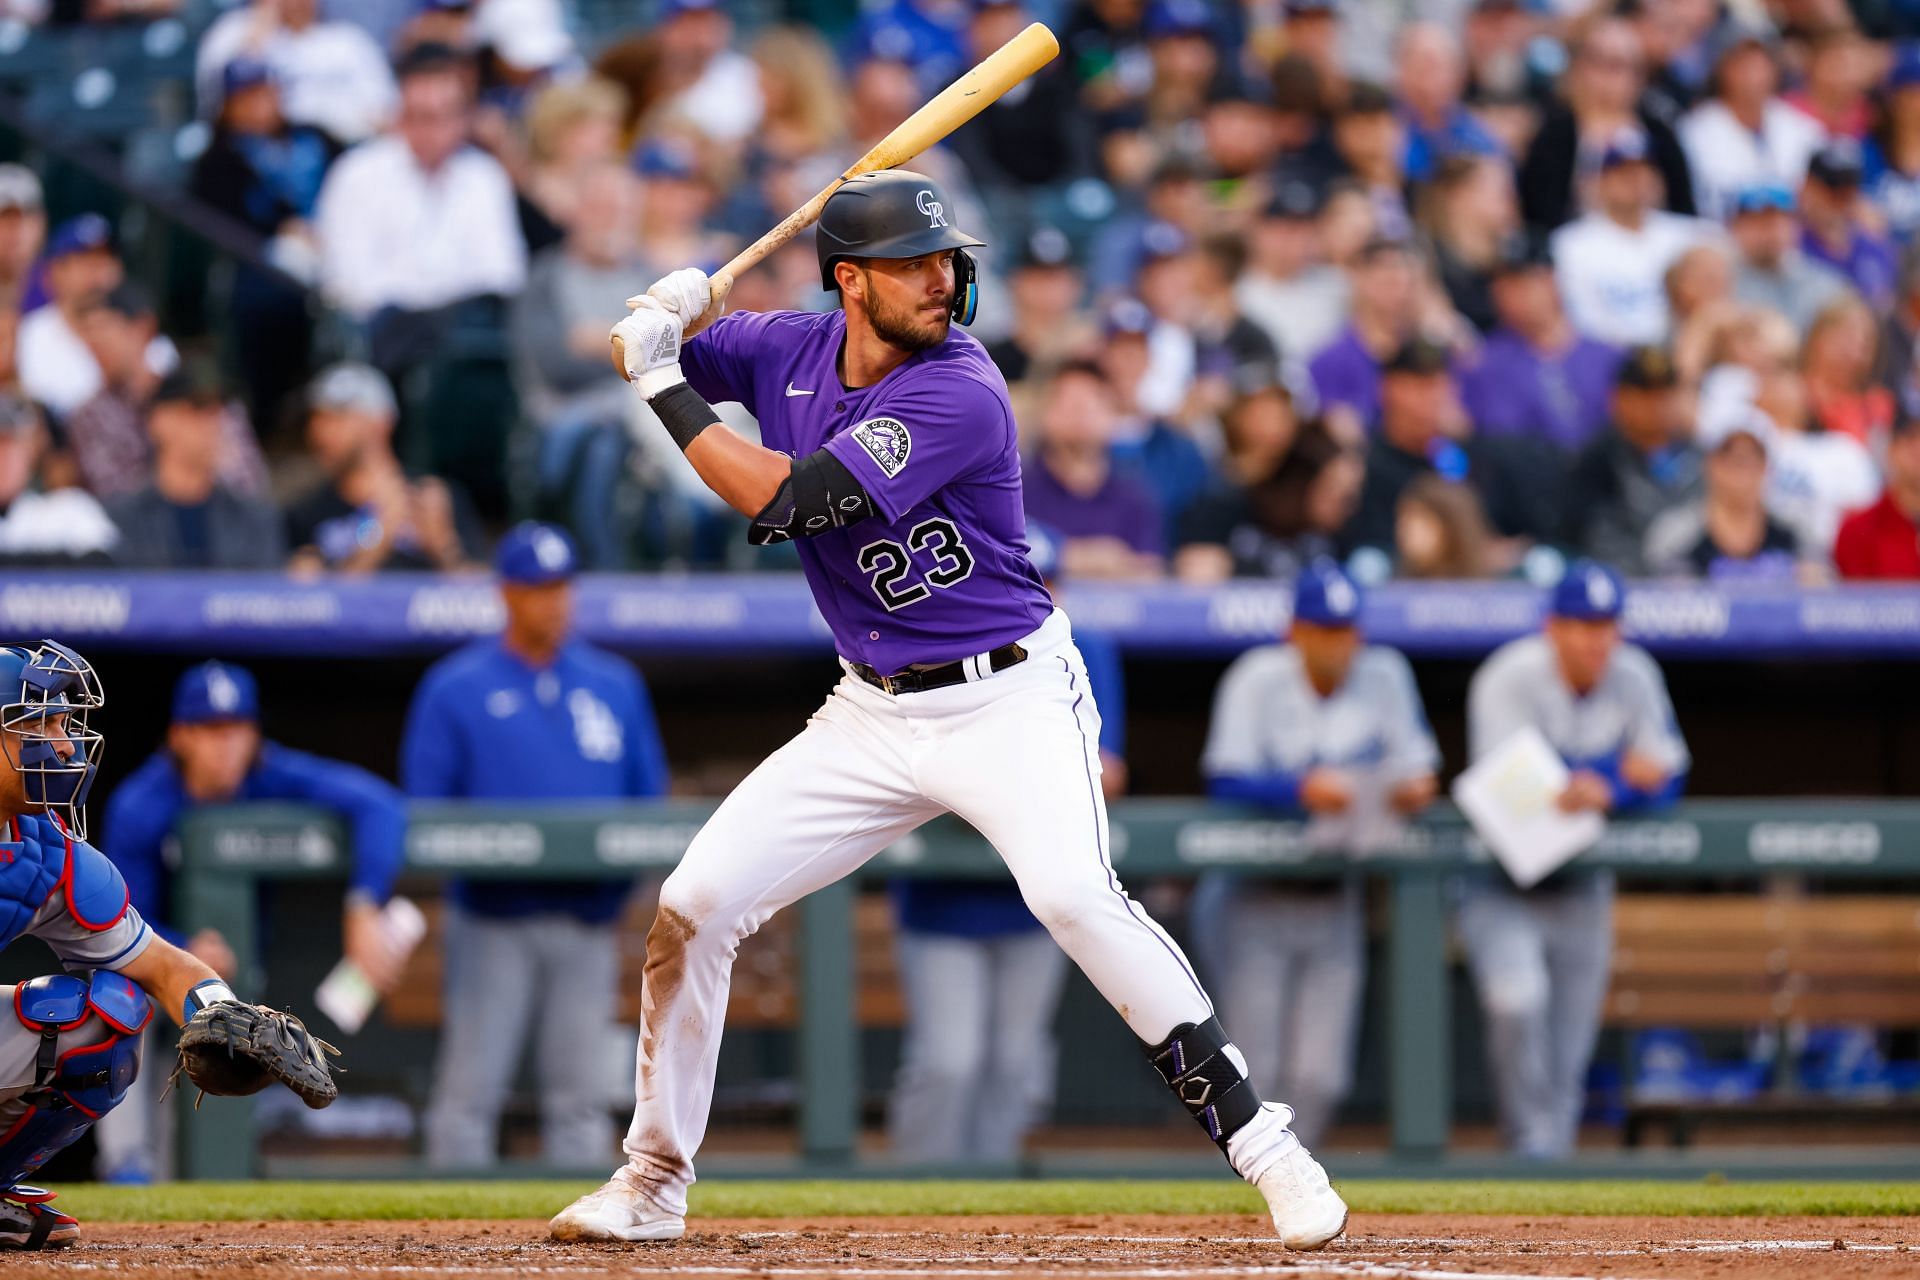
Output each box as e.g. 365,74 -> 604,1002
648,382 -> 720,452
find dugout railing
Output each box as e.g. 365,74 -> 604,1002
170,799 -> 1920,1180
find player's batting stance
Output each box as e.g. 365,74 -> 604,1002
549,172 -> 1347,1249
0,641 -> 338,1250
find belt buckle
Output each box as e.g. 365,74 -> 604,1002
879,673 -> 897,696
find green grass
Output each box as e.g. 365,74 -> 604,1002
42,1179 -> 1920,1223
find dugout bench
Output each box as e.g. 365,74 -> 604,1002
172,799 -> 1920,1180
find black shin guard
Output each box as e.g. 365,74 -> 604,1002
1143,1016 -> 1262,1153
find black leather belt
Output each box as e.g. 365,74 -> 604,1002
851,643 -> 1028,695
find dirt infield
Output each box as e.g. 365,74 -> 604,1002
11,1214 -> 1917,1278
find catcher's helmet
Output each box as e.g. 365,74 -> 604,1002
0,640 -> 105,840
816,169 -> 986,325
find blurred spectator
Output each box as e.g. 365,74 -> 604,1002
189,57 -> 341,426
1396,23 -> 1502,184
1518,17 -> 1696,232
1798,140 -> 1898,311
516,76 -> 628,250
68,282 -> 268,502
196,0 -> 397,145
1620,0 -> 1716,123
405,523 -> 669,1170
1061,0 -> 1153,123
1560,346 -> 1702,575
1833,415 -> 1920,579
1802,295 -> 1895,448
634,140 -> 737,277
1276,0 -> 1342,101
1462,560 -> 1689,1159
591,31 -> 672,146
1089,155 -> 1210,297
1331,82 -> 1412,243
96,658 -> 409,1182
0,165 -> 45,311
1644,407 -> 1804,581
1197,560 -> 1438,1148
286,362 -> 483,573
1342,337 -> 1548,557
1236,181 -> 1348,363
1095,298 -> 1211,540
1425,153 -> 1521,336
1733,351 -> 1880,556
1395,471 -> 1499,579
1882,242 -> 1920,408
1462,0 -> 1549,115
1666,242 -> 1739,381
1552,128 -> 1716,348
1783,23 -> 1875,141
886,527 -> 1095,1165
1458,233 -> 1622,453
0,394 -> 116,565
1124,0 -> 1219,172
17,214 -> 129,416
313,45 -> 526,329
653,0 -> 763,147
984,227 -> 1091,387
1176,366 -> 1359,581
394,0 -> 477,56
1023,360 -> 1164,579
1308,236 -> 1422,431
511,163 -> 645,570
471,0 -> 577,123
1116,223 -> 1201,416
732,26 -> 849,238
105,366 -> 284,570
1678,25 -> 1826,222
1726,183 -> 1851,337
950,0 -> 1089,191
1864,47 -> 1920,244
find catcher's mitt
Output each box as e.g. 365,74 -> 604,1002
169,1002 -> 341,1109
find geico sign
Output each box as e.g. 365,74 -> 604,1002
1175,822 -> 1315,864
1748,821 -> 1881,865
596,823 -> 702,865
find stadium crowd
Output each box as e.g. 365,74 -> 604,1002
1,0 -> 1920,586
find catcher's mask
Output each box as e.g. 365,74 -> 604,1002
0,640 -> 104,840
817,169 -> 985,326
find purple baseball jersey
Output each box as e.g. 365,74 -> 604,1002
682,309 -> 1054,674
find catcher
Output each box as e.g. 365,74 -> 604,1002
0,640 -> 338,1250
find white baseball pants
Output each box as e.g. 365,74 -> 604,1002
619,609 -> 1214,1214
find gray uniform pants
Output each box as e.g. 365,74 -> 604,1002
887,926 -> 1069,1164
1456,872 -> 1614,1159
425,907 -> 622,1169
1197,875 -> 1366,1149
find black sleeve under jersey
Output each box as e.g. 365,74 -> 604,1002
748,449 -> 879,545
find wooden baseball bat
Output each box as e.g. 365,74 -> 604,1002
640,20 -> 1060,356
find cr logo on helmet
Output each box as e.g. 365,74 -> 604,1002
915,189 -> 947,229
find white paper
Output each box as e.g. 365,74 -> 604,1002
314,896 -> 428,1035
1451,727 -> 1605,888
1307,766 -> 1402,857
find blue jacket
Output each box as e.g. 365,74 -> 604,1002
400,638 -> 669,924
102,743 -> 407,946
891,629 -> 1126,939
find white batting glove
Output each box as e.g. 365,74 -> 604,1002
629,267 -> 712,324
610,298 -> 686,398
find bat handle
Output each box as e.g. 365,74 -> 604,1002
683,270 -> 735,341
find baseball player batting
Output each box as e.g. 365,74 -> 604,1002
546,171 -> 1347,1250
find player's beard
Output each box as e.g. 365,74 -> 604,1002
864,279 -> 952,353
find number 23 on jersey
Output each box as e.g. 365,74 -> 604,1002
856,518 -> 974,611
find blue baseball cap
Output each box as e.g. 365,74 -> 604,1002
1144,0 -> 1213,39
1293,559 -> 1362,627
496,521 -> 578,585
1550,559 -> 1625,622
1598,128 -> 1652,171
46,213 -> 112,260
172,661 -> 259,725
633,139 -> 699,182
222,56 -> 274,97
1730,181 -> 1796,217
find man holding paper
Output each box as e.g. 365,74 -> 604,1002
1197,559 -> 1440,1146
1458,559 -> 1690,1158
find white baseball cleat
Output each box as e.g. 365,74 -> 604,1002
1251,1140 -> 1349,1250
548,1168 -> 686,1243
1227,1102 -> 1348,1250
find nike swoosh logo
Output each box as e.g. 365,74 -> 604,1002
786,383 -> 815,397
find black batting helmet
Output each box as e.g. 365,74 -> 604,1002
816,169 -> 986,325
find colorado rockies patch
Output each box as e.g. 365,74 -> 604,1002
851,417 -> 911,478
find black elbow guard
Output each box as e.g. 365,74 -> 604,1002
749,449 -> 877,545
